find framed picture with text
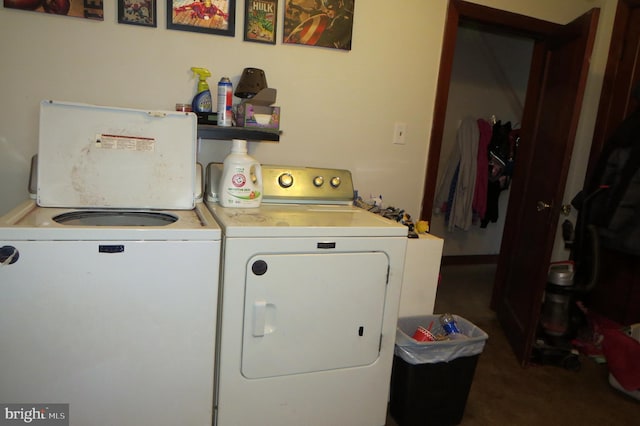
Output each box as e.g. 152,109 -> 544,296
167,0 -> 236,36
244,0 -> 277,44
118,1 -> 157,27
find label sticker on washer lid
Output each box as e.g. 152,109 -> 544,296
95,133 -> 155,151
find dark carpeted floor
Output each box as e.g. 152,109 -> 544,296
386,263 -> 639,426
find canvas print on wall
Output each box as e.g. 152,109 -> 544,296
283,0 -> 354,50
3,0 -> 104,20
244,0 -> 277,44
167,0 -> 235,36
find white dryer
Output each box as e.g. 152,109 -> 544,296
206,165 -> 408,426
0,101 -> 221,426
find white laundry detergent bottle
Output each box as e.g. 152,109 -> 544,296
219,139 -> 263,208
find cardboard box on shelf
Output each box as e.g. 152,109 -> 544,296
236,104 -> 280,130
235,88 -> 280,131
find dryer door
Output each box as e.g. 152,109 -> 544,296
242,251 -> 389,379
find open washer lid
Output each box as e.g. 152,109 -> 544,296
37,100 -> 197,210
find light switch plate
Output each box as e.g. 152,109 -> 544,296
393,122 -> 407,145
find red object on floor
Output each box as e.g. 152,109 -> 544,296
587,310 -> 640,391
601,328 -> 640,391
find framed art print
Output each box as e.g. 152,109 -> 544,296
167,0 -> 236,36
244,0 -> 277,44
3,0 -> 104,20
118,1 -> 157,27
283,0 -> 354,50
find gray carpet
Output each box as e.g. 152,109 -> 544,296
386,264 -> 639,426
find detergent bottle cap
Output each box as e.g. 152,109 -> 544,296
231,139 -> 248,154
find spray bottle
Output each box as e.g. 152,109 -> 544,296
219,139 -> 263,208
191,67 -> 213,113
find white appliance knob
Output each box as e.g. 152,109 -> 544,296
330,176 -> 341,188
278,173 -> 294,188
313,176 -> 324,187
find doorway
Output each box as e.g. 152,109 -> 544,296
420,0 -> 599,364
430,24 -> 534,260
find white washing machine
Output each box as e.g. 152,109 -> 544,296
0,101 -> 221,426
206,164 -> 408,426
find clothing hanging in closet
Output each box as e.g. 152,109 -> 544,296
435,117 -> 519,231
482,120 -> 518,228
435,116 -> 479,231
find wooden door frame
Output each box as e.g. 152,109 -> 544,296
419,0 -> 561,225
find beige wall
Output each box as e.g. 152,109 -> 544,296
0,0 -> 617,260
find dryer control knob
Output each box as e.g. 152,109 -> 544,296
330,176 -> 341,188
278,173 -> 294,188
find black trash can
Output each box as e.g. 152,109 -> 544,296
390,315 -> 488,426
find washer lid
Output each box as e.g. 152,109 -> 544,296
37,100 -> 197,210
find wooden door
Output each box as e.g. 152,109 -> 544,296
492,9 -> 600,364
587,0 -> 640,182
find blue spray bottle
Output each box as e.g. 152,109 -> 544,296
191,67 -> 213,113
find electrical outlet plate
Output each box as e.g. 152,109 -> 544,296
393,122 -> 407,145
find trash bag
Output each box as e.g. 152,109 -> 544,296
394,315 -> 488,364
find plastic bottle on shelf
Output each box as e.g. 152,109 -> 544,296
217,77 -> 233,127
219,139 -> 263,208
190,67 -> 213,113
